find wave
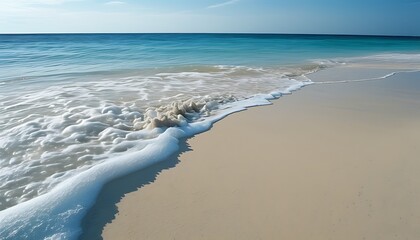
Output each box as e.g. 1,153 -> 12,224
312,53 -> 420,68
313,69 -> 420,84
0,64 -> 311,239
352,53 -> 420,62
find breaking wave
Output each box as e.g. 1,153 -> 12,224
0,64 -> 312,239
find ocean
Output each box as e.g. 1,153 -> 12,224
0,33 -> 419,239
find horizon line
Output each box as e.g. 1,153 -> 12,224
0,32 -> 419,38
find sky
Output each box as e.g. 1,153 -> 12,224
0,0 -> 419,36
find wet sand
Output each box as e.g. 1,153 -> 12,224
95,67 -> 420,240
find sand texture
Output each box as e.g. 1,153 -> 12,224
95,67 -> 420,240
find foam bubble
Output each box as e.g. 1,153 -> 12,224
0,64 -> 311,239
321,53 -> 420,69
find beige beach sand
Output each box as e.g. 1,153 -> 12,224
101,67 -> 420,240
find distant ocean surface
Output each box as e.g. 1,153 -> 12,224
1,34 -> 419,239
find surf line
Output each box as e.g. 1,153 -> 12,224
312,69 -> 420,85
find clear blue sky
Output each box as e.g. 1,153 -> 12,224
1,0 -> 419,36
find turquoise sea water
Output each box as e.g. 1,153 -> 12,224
0,34 -> 419,239
1,34 -> 419,90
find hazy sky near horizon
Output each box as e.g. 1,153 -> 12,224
0,0 -> 419,35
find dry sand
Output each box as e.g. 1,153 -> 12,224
93,67 -> 420,240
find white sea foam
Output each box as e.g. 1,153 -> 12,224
356,53 -> 420,62
310,53 -> 420,84
0,64 -> 311,239
313,69 -> 420,84
320,53 -> 420,69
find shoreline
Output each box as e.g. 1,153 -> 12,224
1,34 -> 419,239
92,64 -> 420,239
